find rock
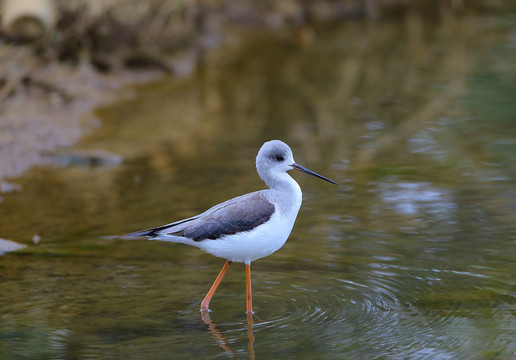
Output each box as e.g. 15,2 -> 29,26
1,0 -> 56,41
50,149 -> 123,167
0,238 -> 27,255
32,234 -> 41,245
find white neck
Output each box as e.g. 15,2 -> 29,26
264,172 -> 303,216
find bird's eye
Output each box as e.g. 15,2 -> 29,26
275,155 -> 284,162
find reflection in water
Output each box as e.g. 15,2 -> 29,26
202,312 -> 236,358
201,311 -> 255,360
1,8 -> 516,360
246,315 -> 255,360
379,181 -> 455,216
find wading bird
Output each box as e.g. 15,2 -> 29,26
127,140 -> 336,315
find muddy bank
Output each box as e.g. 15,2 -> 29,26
0,48 -> 159,181
0,0 -> 499,185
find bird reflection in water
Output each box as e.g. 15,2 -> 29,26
201,311 -> 256,360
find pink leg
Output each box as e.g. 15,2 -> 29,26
201,260 -> 231,312
246,263 -> 253,315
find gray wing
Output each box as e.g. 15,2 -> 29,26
127,191 -> 275,241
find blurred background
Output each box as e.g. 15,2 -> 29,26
1,1 -> 515,359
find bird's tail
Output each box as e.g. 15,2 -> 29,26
125,223 -> 176,238
125,229 -> 155,237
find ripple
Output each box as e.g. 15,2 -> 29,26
215,263 -> 516,359
249,270 -> 403,341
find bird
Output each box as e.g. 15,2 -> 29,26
126,140 -> 336,315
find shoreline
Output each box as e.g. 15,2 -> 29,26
0,0 -> 490,185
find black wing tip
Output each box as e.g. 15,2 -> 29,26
125,221 -> 179,238
124,218 -> 196,239
125,229 -> 158,238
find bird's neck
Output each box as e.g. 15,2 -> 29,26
266,173 -> 302,216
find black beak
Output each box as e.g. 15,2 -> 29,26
291,163 -> 336,184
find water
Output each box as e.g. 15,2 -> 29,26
1,10 -> 516,360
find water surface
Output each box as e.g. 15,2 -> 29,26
1,10 -> 516,360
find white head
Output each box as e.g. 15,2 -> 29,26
256,140 -> 336,190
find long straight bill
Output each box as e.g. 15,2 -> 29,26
291,163 -> 336,184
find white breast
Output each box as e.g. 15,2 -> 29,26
198,197 -> 301,264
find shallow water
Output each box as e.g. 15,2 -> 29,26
1,10 -> 516,360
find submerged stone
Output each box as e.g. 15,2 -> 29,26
0,238 -> 27,255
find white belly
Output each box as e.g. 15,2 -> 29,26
197,209 -> 297,264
